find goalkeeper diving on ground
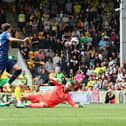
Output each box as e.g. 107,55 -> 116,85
0,78 -> 83,108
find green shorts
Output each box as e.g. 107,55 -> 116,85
0,78 -> 9,87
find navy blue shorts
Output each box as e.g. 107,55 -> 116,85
0,59 -> 16,76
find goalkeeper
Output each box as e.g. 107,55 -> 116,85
21,78 -> 81,108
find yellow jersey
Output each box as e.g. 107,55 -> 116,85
0,70 -> 8,79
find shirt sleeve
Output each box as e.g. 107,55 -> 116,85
49,78 -> 62,86
66,94 -> 76,108
5,32 -> 10,40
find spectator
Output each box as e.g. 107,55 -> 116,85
19,42 -> 30,60
11,0 -> 121,91
116,68 -> 126,82
105,89 -> 116,104
98,37 -> 108,50
36,69 -> 49,86
34,49 -> 45,61
44,58 -> 54,73
0,8 -> 6,26
65,0 -> 72,14
32,33 -> 40,51
53,53 -> 61,66
17,10 -> 26,31
55,67 -> 66,84
74,70 -> 84,83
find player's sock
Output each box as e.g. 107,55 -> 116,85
8,69 -> 22,84
28,104 -> 44,108
14,86 -> 23,105
14,86 -> 22,100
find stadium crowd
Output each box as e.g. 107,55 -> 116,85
1,0 -> 126,93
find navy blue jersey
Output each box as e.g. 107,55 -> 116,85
0,32 -> 10,63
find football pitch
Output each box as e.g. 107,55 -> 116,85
0,104 -> 126,126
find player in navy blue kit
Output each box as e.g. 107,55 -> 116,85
0,23 -> 29,92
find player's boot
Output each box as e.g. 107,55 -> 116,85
15,102 -> 26,108
15,100 -> 26,108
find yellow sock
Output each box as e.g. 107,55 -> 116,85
14,86 -> 22,101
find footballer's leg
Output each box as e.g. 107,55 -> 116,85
21,94 -> 48,108
14,85 -> 22,104
13,82 -> 26,108
8,63 -> 22,85
0,65 -> 11,92
2,79 -> 12,93
3,84 -> 11,93
28,102 -> 47,108
0,99 -> 13,107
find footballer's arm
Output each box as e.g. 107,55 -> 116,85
49,78 -> 62,86
8,37 -> 29,42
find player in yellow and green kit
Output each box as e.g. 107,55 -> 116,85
0,70 -> 12,106
0,70 -> 11,92
0,70 -> 25,107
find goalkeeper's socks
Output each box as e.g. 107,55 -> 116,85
28,104 -> 44,108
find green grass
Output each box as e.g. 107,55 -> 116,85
0,104 -> 126,126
